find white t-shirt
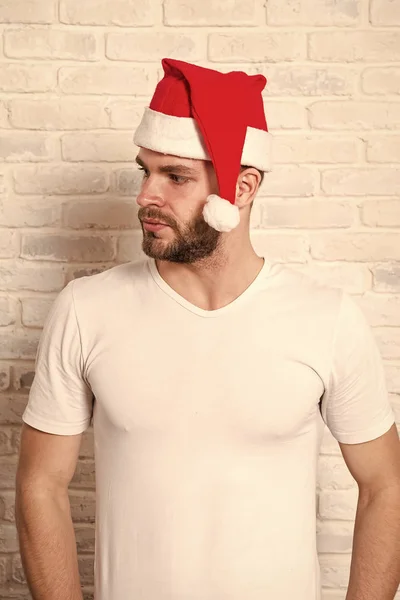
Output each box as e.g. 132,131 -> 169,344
22,257 -> 395,600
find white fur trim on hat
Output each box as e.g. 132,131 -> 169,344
203,194 -> 240,233
134,107 -> 272,172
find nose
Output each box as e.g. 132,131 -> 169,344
136,176 -> 166,208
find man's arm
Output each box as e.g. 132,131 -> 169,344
339,423 -> 400,600
15,423 -> 84,600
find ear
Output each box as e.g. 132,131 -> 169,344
235,167 -> 262,208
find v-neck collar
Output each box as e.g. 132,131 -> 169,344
147,257 -> 271,318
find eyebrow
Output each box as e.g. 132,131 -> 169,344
135,155 -> 199,176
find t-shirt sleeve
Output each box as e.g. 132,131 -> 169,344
22,279 -> 94,436
320,290 -> 396,444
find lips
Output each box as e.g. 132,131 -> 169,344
143,219 -> 168,226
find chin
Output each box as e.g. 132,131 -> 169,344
142,238 -> 170,259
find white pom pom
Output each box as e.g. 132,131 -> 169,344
203,194 -> 240,232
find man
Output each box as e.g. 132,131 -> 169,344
15,59 -> 400,600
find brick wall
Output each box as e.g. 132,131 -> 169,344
0,0 -> 399,598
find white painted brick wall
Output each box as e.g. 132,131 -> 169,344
0,1 -> 399,598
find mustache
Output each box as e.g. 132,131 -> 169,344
137,207 -> 175,228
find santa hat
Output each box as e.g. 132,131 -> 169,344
133,58 -> 272,233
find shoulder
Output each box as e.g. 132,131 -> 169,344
70,258 -> 150,305
270,262 -> 344,318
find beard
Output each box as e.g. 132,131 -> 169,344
138,205 -> 221,264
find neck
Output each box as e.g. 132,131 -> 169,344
155,237 -> 265,312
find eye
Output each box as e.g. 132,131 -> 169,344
137,166 -> 149,178
169,174 -> 189,185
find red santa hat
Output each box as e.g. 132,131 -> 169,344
133,58 -> 272,233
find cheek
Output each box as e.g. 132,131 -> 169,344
166,185 -> 207,220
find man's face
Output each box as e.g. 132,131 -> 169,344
136,148 -> 221,264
